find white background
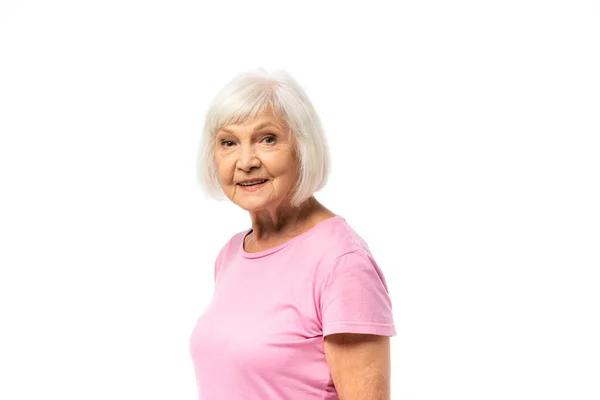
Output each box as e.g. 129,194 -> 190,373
1,1 -> 598,399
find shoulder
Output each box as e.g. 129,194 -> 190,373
291,216 -> 378,285
301,215 -> 372,259
213,229 -> 247,278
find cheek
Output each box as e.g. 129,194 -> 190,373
271,156 -> 299,186
214,156 -> 234,184
265,147 -> 297,173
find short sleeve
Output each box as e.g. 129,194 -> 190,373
321,249 -> 397,337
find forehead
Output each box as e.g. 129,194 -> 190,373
219,112 -> 288,134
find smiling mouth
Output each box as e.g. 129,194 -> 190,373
237,179 -> 268,187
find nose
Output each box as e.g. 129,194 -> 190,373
236,143 -> 261,171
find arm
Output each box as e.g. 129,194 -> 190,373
324,333 -> 391,400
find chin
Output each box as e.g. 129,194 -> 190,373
233,197 -> 272,212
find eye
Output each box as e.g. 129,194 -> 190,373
220,140 -> 235,148
262,135 -> 277,144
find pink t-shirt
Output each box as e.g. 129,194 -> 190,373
189,215 -> 396,399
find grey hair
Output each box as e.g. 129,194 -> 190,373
196,68 -> 330,208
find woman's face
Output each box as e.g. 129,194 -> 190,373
214,112 -> 298,212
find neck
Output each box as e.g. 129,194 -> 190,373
247,196 -> 327,242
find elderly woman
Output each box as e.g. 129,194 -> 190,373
189,69 -> 396,399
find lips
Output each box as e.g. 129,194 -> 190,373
237,179 -> 268,187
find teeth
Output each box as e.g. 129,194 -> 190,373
239,180 -> 267,186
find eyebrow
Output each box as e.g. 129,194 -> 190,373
220,122 -> 282,134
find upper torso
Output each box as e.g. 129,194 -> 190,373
188,215 -> 396,399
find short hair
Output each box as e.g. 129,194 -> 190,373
196,68 -> 330,208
